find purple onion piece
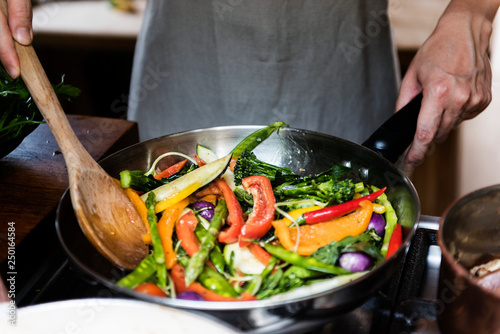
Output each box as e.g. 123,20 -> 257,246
190,200 -> 215,221
367,213 -> 386,238
339,252 -> 372,272
177,291 -> 205,301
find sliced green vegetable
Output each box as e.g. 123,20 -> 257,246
141,154 -> 231,203
196,144 -> 219,163
120,170 -> 164,192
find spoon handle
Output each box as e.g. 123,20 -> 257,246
0,1 -> 90,169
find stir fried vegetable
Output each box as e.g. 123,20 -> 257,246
116,122 -> 403,301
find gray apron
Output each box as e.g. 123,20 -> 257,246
128,0 -> 399,144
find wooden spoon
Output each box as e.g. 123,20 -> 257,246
0,2 -> 147,270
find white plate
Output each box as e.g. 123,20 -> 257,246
0,298 -> 239,334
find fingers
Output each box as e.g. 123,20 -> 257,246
404,93 -> 443,170
8,0 -> 32,45
0,0 -> 32,79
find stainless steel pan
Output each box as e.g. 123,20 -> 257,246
56,96 -> 422,332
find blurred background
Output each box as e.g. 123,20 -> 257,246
31,0 -> 500,216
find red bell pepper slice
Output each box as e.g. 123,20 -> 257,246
134,283 -> 167,297
239,176 -> 276,245
216,178 -> 245,244
385,223 -> 403,259
153,159 -> 187,180
247,243 -> 271,266
302,187 -> 387,225
176,210 -> 200,257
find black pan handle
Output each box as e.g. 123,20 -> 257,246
362,93 -> 423,164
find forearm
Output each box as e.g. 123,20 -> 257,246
445,0 -> 500,22
439,0 -> 500,40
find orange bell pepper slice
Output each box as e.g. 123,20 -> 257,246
123,187 -> 152,244
273,200 -> 374,256
157,198 -> 190,269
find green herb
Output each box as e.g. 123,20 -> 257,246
0,66 -> 80,147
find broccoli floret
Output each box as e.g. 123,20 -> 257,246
329,179 -> 355,205
273,165 -> 354,205
233,150 -> 355,207
233,150 -> 295,186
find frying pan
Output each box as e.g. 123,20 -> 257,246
56,95 -> 422,332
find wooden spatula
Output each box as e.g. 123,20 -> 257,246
0,1 -> 147,270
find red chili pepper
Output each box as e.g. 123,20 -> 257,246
302,187 -> 387,225
385,223 -> 403,259
239,176 -> 276,246
216,178 -> 245,244
153,159 -> 188,180
176,210 -> 200,257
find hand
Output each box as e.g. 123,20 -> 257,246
0,0 -> 33,79
395,0 -> 499,171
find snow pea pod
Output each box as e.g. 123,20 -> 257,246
116,254 -> 156,289
231,121 -> 289,158
198,265 -> 239,298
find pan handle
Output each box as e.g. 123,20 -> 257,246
361,93 -> 423,164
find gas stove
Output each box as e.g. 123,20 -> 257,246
3,215 -> 442,334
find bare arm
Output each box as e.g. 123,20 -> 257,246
396,0 -> 500,170
0,0 -> 33,79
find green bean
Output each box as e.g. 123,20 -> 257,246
145,193 -> 165,266
194,223 -> 226,274
198,265 -> 239,298
231,121 -> 289,158
184,199 -> 228,285
145,192 -> 167,288
372,185 -> 398,257
245,256 -> 278,295
263,243 -> 350,275
116,254 -> 156,289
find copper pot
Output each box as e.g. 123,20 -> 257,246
437,184 -> 500,334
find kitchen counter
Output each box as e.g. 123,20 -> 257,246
32,0 -> 145,49
0,115 -> 139,265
